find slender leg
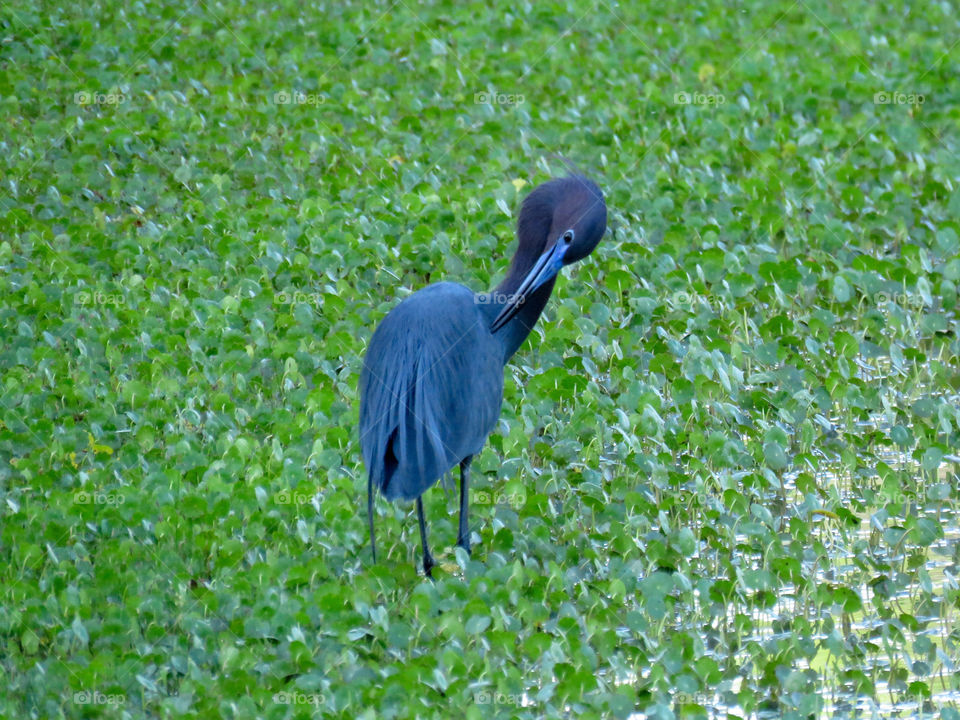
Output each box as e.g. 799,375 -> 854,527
367,473 -> 377,563
416,496 -> 435,578
457,456 -> 472,555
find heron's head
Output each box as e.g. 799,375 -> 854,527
545,175 -> 608,264
491,175 -> 607,332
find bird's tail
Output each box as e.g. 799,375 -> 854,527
368,470 -> 377,563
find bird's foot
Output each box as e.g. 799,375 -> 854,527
423,553 -> 436,579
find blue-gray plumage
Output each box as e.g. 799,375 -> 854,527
360,175 -> 607,577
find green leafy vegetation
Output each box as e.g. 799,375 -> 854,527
1,0 -> 959,718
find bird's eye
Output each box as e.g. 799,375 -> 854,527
562,230 -> 575,245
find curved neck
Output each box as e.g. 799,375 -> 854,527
492,273 -> 556,360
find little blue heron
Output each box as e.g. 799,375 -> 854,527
360,175 -> 607,577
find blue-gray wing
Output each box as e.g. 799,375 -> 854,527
359,283 -> 504,501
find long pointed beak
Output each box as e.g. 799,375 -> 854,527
490,240 -> 567,333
